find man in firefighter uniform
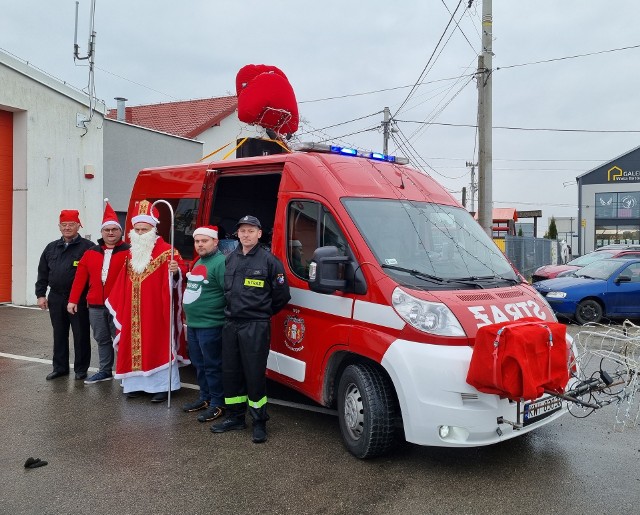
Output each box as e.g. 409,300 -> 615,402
211,215 -> 290,443
36,209 -> 94,381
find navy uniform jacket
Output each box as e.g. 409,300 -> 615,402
224,243 -> 291,320
35,235 -> 94,298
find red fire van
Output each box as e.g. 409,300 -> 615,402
127,142 -> 569,458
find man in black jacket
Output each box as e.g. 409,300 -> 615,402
211,215 -> 290,443
36,210 -> 93,380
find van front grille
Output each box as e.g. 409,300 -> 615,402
456,293 -> 495,302
494,290 -> 525,299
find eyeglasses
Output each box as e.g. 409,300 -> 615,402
102,228 -> 121,233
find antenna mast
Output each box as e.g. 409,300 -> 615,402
73,0 -> 98,134
74,0 -> 97,64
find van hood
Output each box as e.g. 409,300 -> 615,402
407,283 -> 555,337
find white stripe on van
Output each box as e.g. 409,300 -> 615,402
289,287 -> 353,318
268,350 -> 306,382
289,287 -> 405,330
353,300 -> 406,330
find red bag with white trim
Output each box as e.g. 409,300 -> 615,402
466,317 -> 569,401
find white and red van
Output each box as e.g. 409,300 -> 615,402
127,142 -> 568,458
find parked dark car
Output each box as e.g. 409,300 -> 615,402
533,258 -> 640,324
531,249 -> 640,283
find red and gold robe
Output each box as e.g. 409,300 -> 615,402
106,237 -> 188,379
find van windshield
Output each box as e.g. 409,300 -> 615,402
343,198 -> 519,289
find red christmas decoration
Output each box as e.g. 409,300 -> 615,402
236,64 -> 299,135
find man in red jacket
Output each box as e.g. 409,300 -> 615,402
67,202 -> 130,384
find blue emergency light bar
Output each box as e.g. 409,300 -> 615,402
294,142 -> 409,165
331,145 -> 357,156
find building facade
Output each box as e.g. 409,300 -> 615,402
577,145 -> 640,254
1,51 -> 104,305
1,50 -> 211,305
103,119 -> 202,215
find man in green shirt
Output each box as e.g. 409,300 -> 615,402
181,225 -> 227,422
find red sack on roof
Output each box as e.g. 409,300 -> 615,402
236,64 -> 299,135
466,318 -> 569,401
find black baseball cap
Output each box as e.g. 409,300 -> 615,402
236,215 -> 262,229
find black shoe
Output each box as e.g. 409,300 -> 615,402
182,399 -> 208,413
150,392 -> 169,403
126,391 -> 143,399
24,457 -> 48,469
46,371 -> 69,380
252,422 -> 267,444
210,416 -> 247,433
197,406 -> 225,423
75,372 -> 88,380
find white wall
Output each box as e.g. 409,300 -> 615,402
197,110 -> 263,159
0,52 -> 104,305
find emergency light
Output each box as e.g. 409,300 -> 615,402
294,142 -> 409,165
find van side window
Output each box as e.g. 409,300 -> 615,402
287,201 -> 351,279
321,211 -> 348,256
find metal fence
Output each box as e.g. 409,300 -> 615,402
504,235 -> 560,280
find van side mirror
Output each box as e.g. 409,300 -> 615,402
308,246 -> 349,294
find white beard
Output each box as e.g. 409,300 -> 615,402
129,228 -> 157,274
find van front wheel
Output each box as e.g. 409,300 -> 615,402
337,363 -> 396,459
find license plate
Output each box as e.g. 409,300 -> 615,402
523,396 -> 563,426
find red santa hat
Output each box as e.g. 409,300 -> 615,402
131,200 -> 159,227
59,209 -> 82,227
192,225 -> 218,239
101,199 -> 122,230
186,264 -> 209,284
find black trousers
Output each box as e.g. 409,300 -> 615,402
47,291 -> 91,374
222,319 -> 270,421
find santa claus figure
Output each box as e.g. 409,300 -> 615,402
106,200 -> 188,403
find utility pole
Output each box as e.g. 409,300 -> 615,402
477,0 -> 493,237
466,161 -> 478,213
382,106 -> 391,155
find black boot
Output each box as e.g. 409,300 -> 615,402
210,409 -> 246,433
250,406 -> 269,443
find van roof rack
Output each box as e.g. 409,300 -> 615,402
293,142 -> 409,165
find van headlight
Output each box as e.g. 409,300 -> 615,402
391,287 -> 465,336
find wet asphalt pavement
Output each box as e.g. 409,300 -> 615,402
1,305 -> 639,515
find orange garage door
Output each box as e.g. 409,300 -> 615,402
0,110 -> 13,302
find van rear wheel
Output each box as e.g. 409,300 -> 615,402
337,363 -> 396,459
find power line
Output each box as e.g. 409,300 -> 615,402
440,0 -> 477,53
421,166 -> 588,172
297,111 -> 382,134
315,125 -> 380,144
395,119 -> 640,133
418,156 -> 605,162
497,43 -> 640,70
394,0 -> 466,117
95,65 -> 179,101
404,71 -> 476,141
298,74 -> 474,104
495,200 -> 578,208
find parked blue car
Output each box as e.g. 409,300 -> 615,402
533,258 -> 640,324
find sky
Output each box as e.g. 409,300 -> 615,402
2,0 -> 640,233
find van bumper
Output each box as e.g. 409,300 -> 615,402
381,339 -> 568,447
